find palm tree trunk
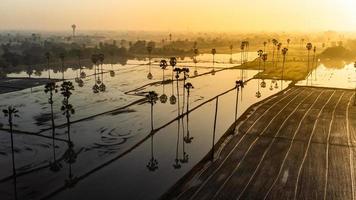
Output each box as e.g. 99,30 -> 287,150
282,56 -> 286,89
176,76 -> 180,116
307,51 -> 310,85
211,97 -> 219,160
9,120 -> 16,177
235,87 -> 239,121
150,104 -> 153,131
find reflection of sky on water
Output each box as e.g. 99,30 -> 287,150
297,63 -> 356,89
0,54 -> 289,200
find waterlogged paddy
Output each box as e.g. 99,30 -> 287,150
297,62 -> 356,89
0,54 -> 292,200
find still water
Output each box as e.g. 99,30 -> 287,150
0,53 -> 290,200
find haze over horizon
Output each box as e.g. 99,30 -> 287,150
1,0 -> 356,32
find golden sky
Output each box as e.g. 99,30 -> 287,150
1,0 -> 356,32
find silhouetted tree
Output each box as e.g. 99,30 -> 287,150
60,81 -> 75,146
2,106 -> 19,200
306,42 -> 313,85
183,82 -> 194,143
281,48 -> 288,89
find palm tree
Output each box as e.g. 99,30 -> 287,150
183,83 -> 194,143
60,81 -> 75,147
257,50 -> 263,73
147,45 -> 153,80
313,46 -> 317,81
229,44 -> 233,64
146,91 -> 158,131
98,53 -> 106,92
287,39 -> 291,48
194,48 -> 199,76
59,53 -> 65,81
271,39 -> 278,68
211,48 -> 216,75
276,43 -> 282,69
306,42 -> 313,85
2,106 -> 19,200
261,53 -> 268,88
263,41 -> 267,52
240,42 -> 245,80
181,68 -> 189,114
45,52 -> 51,79
44,82 -> 62,171
91,54 -> 99,93
256,50 -> 263,98
169,57 -> 177,105
301,38 -> 305,49
281,48 -> 288,89
235,80 -> 244,121
159,60 -> 168,104
173,68 -> 182,115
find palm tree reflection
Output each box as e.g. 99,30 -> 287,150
159,60 -> 168,104
211,48 -> 216,75
194,48 -> 199,76
98,53 -> 106,92
173,118 -> 181,169
91,54 -> 99,93
169,57 -> 177,105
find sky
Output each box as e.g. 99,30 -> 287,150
1,0 -> 356,32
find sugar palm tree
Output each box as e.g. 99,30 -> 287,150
173,68 -> 182,115
91,54 -> 99,93
240,42 -> 245,80
193,48 -> 199,76
287,39 -> 291,48
3,106 -> 19,175
3,106 -> 19,200
271,39 -> 278,68
60,81 -> 75,147
301,38 -> 305,49
211,48 -> 216,75
169,57 -> 177,105
235,80 -> 244,120
281,48 -> 288,89
159,60 -> 168,104
261,53 -> 268,88
183,82 -> 194,143
59,53 -> 65,81
312,46 -> 317,81
98,53 -> 106,92
146,91 -> 158,131
181,68 -> 189,114
276,43 -> 282,69
229,44 -> 233,64
147,45 -> 153,80
263,41 -> 267,52
45,52 -> 51,79
44,82 -> 62,171
306,42 -> 313,85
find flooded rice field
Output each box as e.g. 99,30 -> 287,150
0,53 -> 296,200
